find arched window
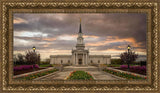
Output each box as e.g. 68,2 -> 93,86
98,60 -> 100,63
68,60 -> 70,63
90,60 -> 93,63
61,60 -> 63,64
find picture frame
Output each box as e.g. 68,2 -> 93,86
0,0 -> 159,92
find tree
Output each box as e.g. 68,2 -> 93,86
25,50 -> 39,65
120,51 -> 138,70
13,53 -> 25,65
111,59 -> 123,64
17,54 -> 25,63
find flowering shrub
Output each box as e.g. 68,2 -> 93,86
120,65 -> 128,69
103,68 -> 146,80
17,69 -> 58,80
34,64 -> 39,68
67,71 -> 94,80
14,64 -> 39,71
120,65 -> 146,75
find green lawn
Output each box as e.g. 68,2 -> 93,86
39,64 -> 53,67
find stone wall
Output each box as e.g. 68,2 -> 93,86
50,55 -> 72,65
50,55 -> 111,65
89,55 -> 111,65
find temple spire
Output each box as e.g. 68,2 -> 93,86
79,18 -> 82,33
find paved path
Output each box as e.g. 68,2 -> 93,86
34,66 -> 125,80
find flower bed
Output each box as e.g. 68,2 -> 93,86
66,71 -> 94,80
103,68 -> 146,80
16,68 -> 58,80
119,65 -> 146,75
14,64 -> 39,71
14,64 -> 43,75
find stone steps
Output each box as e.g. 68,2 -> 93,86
63,66 -> 99,71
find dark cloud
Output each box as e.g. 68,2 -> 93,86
14,13 -> 147,57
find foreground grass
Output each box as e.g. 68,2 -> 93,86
39,64 -> 53,67
67,71 -> 94,80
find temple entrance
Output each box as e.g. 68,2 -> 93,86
78,59 -> 82,65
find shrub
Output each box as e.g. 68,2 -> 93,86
111,59 -> 122,64
120,65 -> 146,75
25,50 -> 40,65
14,64 -> 39,71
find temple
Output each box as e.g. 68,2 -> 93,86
50,19 -> 111,65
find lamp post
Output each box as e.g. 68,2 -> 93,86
127,45 -> 131,71
32,46 -> 36,52
32,46 -> 36,71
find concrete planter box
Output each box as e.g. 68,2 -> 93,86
106,67 -> 146,78
13,67 -> 55,78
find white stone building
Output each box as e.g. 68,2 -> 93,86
50,20 -> 111,65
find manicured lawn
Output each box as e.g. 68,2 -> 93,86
103,68 -> 146,80
67,71 -> 94,80
39,64 -> 53,67
106,64 -> 121,67
15,68 -> 58,80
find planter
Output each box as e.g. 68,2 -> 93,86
119,65 -> 146,75
15,68 -> 58,80
103,68 -> 146,80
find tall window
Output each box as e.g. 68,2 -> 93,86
98,60 -> 100,63
91,60 -> 93,63
61,60 -> 63,64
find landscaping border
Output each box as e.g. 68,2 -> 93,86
13,67 -> 55,78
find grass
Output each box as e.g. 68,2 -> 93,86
106,64 -> 121,67
67,71 -> 94,80
39,64 -> 53,67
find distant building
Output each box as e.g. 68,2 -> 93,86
50,19 -> 111,65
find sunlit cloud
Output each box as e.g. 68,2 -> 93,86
57,35 -> 77,40
14,31 -> 48,37
42,37 -> 56,41
86,36 -> 143,48
14,17 -> 28,24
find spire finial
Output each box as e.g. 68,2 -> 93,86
79,18 -> 82,33
80,18 -> 81,23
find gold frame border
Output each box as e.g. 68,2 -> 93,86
0,1 -> 159,92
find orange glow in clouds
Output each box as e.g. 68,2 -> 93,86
86,36 -> 143,48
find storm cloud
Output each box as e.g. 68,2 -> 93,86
13,13 -> 147,60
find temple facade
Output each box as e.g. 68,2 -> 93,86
50,19 -> 111,65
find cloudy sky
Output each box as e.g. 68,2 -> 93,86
13,13 -> 147,61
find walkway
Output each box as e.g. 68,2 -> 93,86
34,66 -> 125,80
